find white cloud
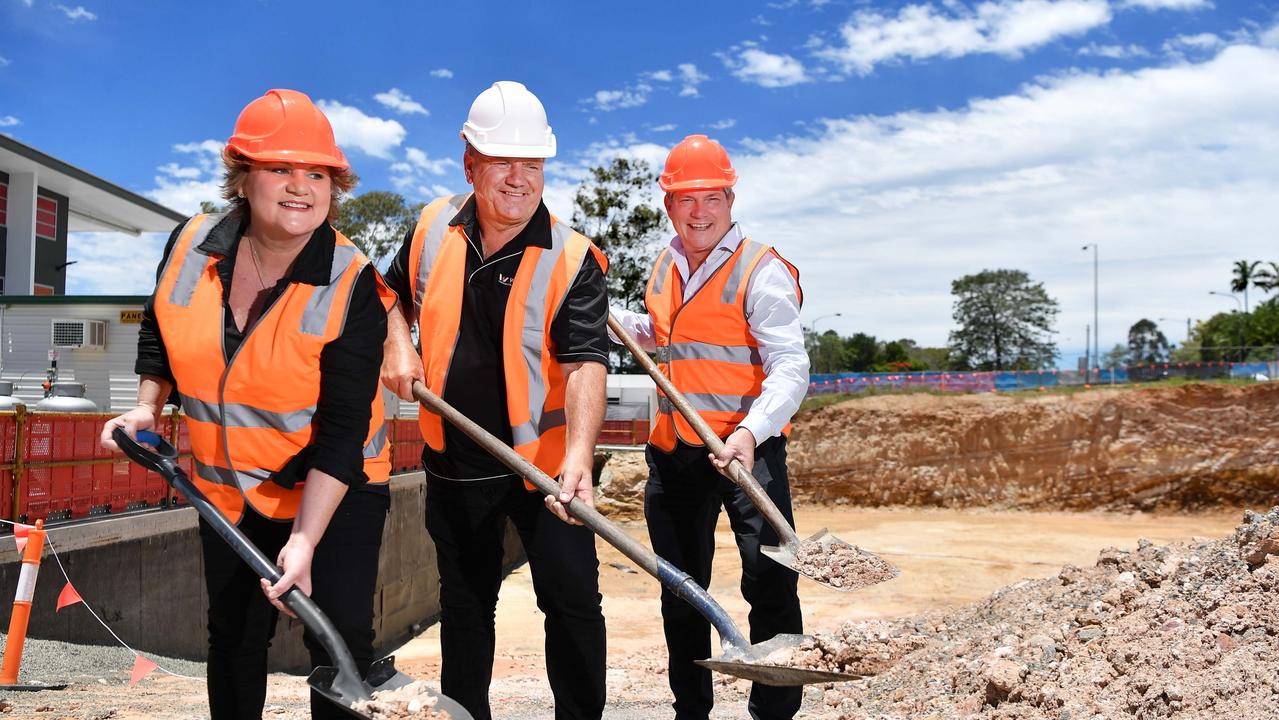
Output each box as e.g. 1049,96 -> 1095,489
1163,32 -> 1223,51
315,100 -> 406,159
647,70 -> 674,82
391,148 -> 461,199
66,231 -> 170,295
577,40 -> 1279,355
429,68 -> 454,79
0,116 -> 19,127
589,85 -> 652,111
677,63 -> 710,96
374,88 -> 429,116
1077,42 -> 1152,58
56,4 -> 96,21
404,147 -> 458,175
147,140 -> 224,214
1263,22 -> 1279,48
1121,0 -> 1212,10
724,47 -> 811,87
816,0 -> 1112,75
710,118 -> 738,130
651,123 -> 677,132
0,56 -> 10,67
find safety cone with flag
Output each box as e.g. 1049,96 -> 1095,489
0,519 -> 65,690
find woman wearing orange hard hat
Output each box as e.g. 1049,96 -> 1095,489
101,89 -> 395,720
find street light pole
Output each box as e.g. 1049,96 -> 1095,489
1082,244 -> 1099,384
1209,291 -> 1245,361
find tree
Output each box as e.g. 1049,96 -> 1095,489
1231,260 -> 1262,313
1103,343 -> 1126,369
334,191 -> 424,268
948,269 -> 1059,370
1253,261 -> 1279,295
1125,318 -> 1172,365
805,330 -> 845,374
842,332 -> 879,372
199,200 -> 226,214
571,158 -> 665,313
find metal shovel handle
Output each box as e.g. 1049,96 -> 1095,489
113,428 -> 369,700
607,314 -> 801,549
410,382 -> 749,652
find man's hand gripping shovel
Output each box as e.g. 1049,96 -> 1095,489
411,381 -> 859,686
608,314 -> 898,594
112,428 -> 474,719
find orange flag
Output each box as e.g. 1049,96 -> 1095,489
128,655 -> 158,687
56,582 -> 83,612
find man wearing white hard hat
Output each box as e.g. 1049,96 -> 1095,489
381,81 -> 609,720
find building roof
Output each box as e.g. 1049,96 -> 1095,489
0,295 -> 148,306
0,135 -> 185,235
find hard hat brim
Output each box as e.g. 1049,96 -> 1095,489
466,140 -> 557,159
659,178 -> 736,192
226,143 -> 350,170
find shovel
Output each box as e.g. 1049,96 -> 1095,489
411,382 -> 858,686
608,314 -> 897,593
112,428 -> 473,720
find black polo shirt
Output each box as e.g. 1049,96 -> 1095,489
383,197 -> 609,482
135,214 -> 388,493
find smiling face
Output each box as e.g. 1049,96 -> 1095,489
665,189 -> 735,258
240,162 -> 333,241
465,147 -> 545,229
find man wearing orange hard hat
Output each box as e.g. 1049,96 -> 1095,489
102,89 -> 395,719
612,134 -> 809,720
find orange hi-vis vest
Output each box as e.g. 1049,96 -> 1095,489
645,236 -> 803,452
153,213 -> 391,524
407,194 -> 609,479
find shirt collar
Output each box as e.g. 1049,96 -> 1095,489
448,194 -> 553,251
669,222 -> 744,259
199,212 -> 338,286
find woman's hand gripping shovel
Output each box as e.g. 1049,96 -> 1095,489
411,382 -> 858,686
608,314 -> 898,593
112,428 -> 474,720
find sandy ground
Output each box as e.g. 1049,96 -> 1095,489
3,506 -> 1239,719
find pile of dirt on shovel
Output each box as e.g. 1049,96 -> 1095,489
794,506 -> 1279,719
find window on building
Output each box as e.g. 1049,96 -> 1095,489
36,196 -> 58,240
0,182 -> 7,226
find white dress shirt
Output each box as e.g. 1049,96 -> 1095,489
610,223 -> 810,446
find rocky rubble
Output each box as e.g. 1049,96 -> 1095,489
794,507 -> 1279,719
793,538 -> 899,591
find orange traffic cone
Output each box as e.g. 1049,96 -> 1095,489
1,520 -> 67,690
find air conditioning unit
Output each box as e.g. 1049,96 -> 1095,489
51,319 -> 108,350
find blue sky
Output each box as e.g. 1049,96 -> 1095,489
3,0 -> 1278,363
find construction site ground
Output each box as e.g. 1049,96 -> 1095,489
2,381 -> 1276,718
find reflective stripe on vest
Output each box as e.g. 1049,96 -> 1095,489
154,213 -> 392,524
410,195 -> 608,478
645,237 -> 802,451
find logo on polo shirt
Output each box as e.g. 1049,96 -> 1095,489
498,273 -> 515,287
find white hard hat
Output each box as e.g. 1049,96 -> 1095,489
461,81 -> 557,159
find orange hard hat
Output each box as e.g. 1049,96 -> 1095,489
225,89 -> 348,170
659,134 -> 737,192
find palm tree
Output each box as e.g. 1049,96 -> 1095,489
1231,260 -> 1261,312
1253,261 -> 1279,295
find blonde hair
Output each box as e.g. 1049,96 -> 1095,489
220,149 -> 356,222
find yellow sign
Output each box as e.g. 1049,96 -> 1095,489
119,310 -> 144,324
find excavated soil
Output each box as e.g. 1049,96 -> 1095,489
351,681 -> 450,719
802,507 -> 1279,719
788,383 -> 1279,511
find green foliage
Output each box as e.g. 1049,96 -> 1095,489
571,158 -> 665,313
1232,260 -> 1263,312
804,330 -> 944,374
1103,343 -> 1127,369
198,200 -> 226,214
1192,296 -> 1279,361
1252,261 -> 1279,295
947,269 -> 1059,370
1126,318 -> 1171,365
334,191 -> 425,268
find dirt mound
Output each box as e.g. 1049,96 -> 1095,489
790,383 -> 1279,511
596,450 -> 648,519
804,506 -> 1279,719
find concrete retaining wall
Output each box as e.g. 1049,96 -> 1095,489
0,472 -> 525,672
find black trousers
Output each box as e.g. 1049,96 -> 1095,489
645,437 -> 804,720
425,476 -> 607,720
199,490 -> 388,720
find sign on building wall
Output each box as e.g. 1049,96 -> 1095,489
119,310 -> 143,324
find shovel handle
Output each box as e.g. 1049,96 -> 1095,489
411,382 -> 749,652
113,428 -> 367,695
607,314 -> 801,549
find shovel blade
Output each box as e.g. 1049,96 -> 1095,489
695,634 -> 864,686
309,656 -> 474,719
762,529 -> 899,593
